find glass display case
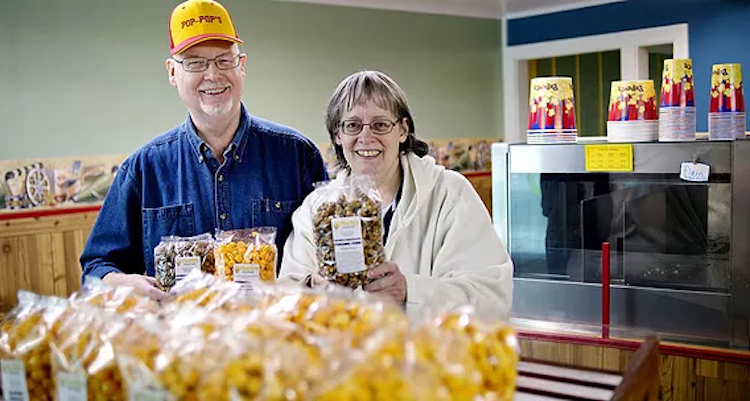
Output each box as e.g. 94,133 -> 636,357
492,141 -> 750,348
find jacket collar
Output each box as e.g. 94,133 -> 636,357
335,153 -> 444,252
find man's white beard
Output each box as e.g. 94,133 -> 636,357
200,98 -> 234,116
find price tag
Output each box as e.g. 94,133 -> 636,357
1,359 -> 30,401
584,144 -> 634,172
680,162 -> 710,182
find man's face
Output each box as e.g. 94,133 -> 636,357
166,40 -> 246,119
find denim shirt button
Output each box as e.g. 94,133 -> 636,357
218,175 -> 224,182
220,213 -> 228,220
275,201 -> 281,209
234,154 -> 240,161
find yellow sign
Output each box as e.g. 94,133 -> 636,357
584,144 -> 634,172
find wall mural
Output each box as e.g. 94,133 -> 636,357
0,155 -> 126,212
0,138 -> 495,213
322,137 -> 495,176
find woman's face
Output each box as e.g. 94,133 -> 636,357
335,101 -> 408,178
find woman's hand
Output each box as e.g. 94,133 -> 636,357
309,270 -> 330,289
363,262 -> 407,303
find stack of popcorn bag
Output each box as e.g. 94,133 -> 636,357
0,271 -> 520,401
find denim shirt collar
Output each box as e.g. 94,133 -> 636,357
184,103 -> 251,164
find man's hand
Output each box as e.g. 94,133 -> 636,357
102,272 -> 167,301
363,262 -> 407,303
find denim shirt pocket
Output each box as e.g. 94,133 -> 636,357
142,204 -> 196,272
252,198 -> 300,228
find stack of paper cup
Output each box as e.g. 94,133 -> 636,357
527,77 -> 578,144
659,59 -> 697,141
607,80 -> 658,142
709,63 -> 746,140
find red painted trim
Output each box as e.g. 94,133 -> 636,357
0,205 -> 102,221
518,330 -> 750,365
461,170 -> 492,178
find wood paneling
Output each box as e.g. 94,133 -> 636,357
520,337 -> 750,401
601,50 -> 621,134
579,52 -> 601,136
0,211 -> 96,312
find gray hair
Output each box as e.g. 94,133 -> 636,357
325,70 -> 429,170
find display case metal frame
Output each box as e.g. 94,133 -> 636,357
492,141 -> 750,349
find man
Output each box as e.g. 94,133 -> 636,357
80,0 -> 328,299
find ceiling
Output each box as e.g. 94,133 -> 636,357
274,0 -> 625,19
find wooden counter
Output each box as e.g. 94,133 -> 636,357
518,330 -> 750,400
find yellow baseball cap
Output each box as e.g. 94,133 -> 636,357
169,0 -> 243,55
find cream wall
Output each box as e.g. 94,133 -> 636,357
0,0 -> 503,159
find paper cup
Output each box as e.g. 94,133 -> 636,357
528,77 -> 577,131
710,63 -> 744,113
661,59 -> 695,108
608,80 -> 657,121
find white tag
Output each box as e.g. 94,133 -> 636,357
57,371 -> 87,401
1,359 -> 30,401
234,264 -> 260,293
175,256 -> 201,281
331,217 -> 366,273
128,384 -> 169,401
680,162 -> 710,182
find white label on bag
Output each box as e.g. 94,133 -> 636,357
234,264 -> 260,293
175,256 -> 201,281
680,162 -> 710,182
57,371 -> 87,401
128,384 -> 169,401
331,217 -> 366,273
1,359 -> 30,401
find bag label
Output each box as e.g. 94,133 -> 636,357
1,359 -> 30,401
57,371 -> 87,401
332,217 -> 366,273
234,263 -> 260,293
128,383 -> 169,401
175,256 -> 201,281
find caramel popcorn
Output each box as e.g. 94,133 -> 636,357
312,178 -> 385,289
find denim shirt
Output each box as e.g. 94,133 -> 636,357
80,104 -> 328,279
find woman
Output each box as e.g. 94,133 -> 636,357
280,71 -> 513,319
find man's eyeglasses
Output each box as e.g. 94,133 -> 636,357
172,53 -> 245,73
340,119 -> 400,136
